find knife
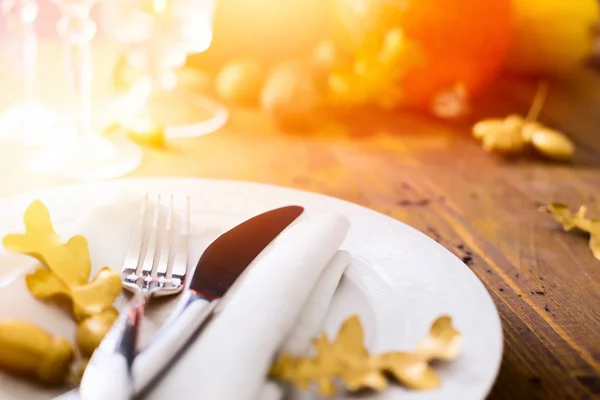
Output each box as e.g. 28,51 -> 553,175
131,204 -> 304,395
64,205 -> 303,400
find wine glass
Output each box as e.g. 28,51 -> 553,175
100,0 -> 228,139
0,0 -> 69,146
26,0 -> 142,181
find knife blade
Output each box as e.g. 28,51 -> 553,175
129,205 -> 304,396
58,205 -> 303,400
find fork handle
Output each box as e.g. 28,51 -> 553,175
80,290 -> 149,400
132,291 -> 218,395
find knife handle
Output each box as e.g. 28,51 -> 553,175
80,290 -> 148,400
132,291 -> 218,394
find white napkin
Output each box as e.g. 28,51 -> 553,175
147,211 -> 350,400
259,250 -> 351,400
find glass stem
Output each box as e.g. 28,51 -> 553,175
57,5 -> 96,138
21,1 -> 37,104
65,39 -> 92,137
2,0 -> 39,104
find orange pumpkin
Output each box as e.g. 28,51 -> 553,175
331,0 -> 514,108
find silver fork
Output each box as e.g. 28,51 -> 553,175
79,194 -> 190,400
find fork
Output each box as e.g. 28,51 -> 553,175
79,194 -> 190,400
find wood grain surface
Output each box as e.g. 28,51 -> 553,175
1,42 -> 599,399
128,69 -> 600,400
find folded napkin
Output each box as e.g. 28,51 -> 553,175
147,212 -> 350,400
259,250 -> 351,400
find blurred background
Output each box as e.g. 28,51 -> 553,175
0,0 -> 598,186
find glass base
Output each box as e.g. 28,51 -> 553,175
140,87 -> 229,139
26,135 -> 142,181
0,100 -> 73,146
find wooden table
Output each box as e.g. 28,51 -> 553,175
131,69 -> 600,399
2,42 -> 600,398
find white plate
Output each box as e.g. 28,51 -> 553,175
0,178 -> 502,400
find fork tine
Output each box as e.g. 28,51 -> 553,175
155,195 -> 173,278
168,196 -> 189,280
140,194 -> 161,277
121,194 -> 148,280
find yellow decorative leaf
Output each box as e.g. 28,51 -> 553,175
334,315 -> 367,356
416,315 -> 463,361
2,200 -> 123,366
317,378 -> 337,397
270,315 -> 462,397
544,202 -> 587,231
76,308 -> 119,357
473,115 -> 525,154
343,367 -> 388,392
61,236 -> 92,286
72,267 -> 122,321
574,209 -> 596,233
473,116 -> 575,159
312,334 -> 343,375
379,352 -> 440,390
543,202 -> 600,261
25,268 -> 71,300
3,200 -> 90,287
471,82 -> 574,160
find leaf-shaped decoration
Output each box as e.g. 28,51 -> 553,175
544,203 -> 588,231
380,352 -> 440,390
25,268 -> 70,300
76,308 -> 119,357
3,201 -> 122,317
71,267 -> 122,321
333,315 -> 368,358
270,315 -> 462,396
543,202 -> 600,261
1,200 -> 124,385
471,83 -> 575,161
3,201 -> 90,287
416,315 -> 463,361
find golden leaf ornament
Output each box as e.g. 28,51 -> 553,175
270,315 -> 462,396
2,200 -> 123,384
543,202 -> 600,261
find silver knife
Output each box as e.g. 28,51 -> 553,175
58,205 -> 304,400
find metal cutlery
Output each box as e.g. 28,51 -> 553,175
59,203 -> 303,400
133,205 -> 304,396
79,194 -> 190,400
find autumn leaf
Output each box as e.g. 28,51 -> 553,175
25,267 -> 71,300
416,315 -> 463,361
3,200 -> 90,287
71,267 -> 122,321
270,315 -> 462,396
543,202 -> 600,261
2,200 -> 123,366
379,352 -> 440,390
